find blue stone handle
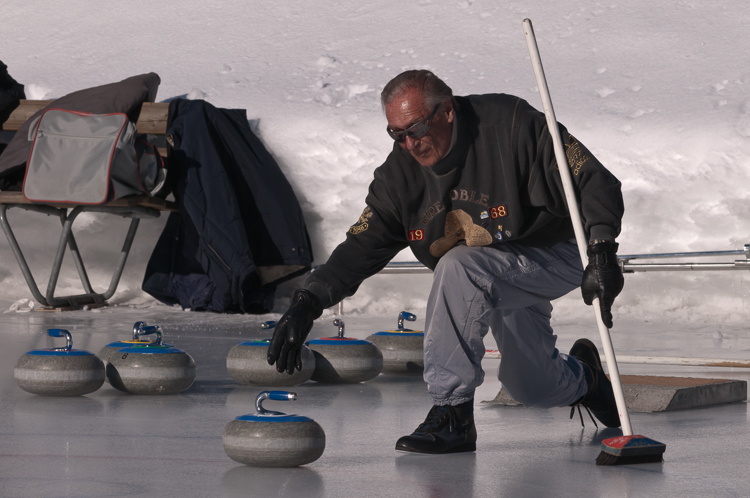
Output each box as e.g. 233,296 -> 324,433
333,318 -> 345,338
135,324 -> 163,345
132,321 -> 147,340
255,390 -> 298,415
268,391 -> 296,401
48,328 -> 72,350
398,311 -> 417,330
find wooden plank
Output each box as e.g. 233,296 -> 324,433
0,192 -> 29,204
1,100 -> 169,134
106,194 -> 177,211
135,102 -> 169,134
618,375 -> 732,387
486,376 -> 748,413
0,191 -> 177,211
1,100 -> 49,130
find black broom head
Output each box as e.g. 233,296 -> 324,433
596,450 -> 663,466
596,434 -> 666,466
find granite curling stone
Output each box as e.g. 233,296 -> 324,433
366,311 -> 424,375
227,321 -> 315,386
14,329 -> 105,396
106,325 -> 196,394
96,321 -> 171,365
307,318 -> 383,384
223,391 -> 325,467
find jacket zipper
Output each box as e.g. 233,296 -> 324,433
36,130 -> 115,140
206,242 -> 232,271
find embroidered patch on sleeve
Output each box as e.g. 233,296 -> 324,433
348,207 -> 373,235
564,135 -> 590,176
408,229 -> 425,241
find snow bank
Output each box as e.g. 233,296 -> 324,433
1,0 -> 748,323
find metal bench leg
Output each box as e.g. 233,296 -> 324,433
0,204 -> 50,307
45,206 -> 83,307
57,209 -> 95,295
2,203 -> 154,309
45,206 -> 112,308
45,207 -> 144,308
102,217 -> 140,300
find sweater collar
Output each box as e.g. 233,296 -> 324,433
427,105 -> 467,176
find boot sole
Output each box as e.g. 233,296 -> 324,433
395,442 -> 477,455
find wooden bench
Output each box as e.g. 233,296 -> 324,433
0,100 -> 176,310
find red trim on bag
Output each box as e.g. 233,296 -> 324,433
22,109 -> 130,205
21,109 -> 49,202
104,114 -> 129,204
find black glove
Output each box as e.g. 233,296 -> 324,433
581,240 -> 624,329
267,289 -> 324,374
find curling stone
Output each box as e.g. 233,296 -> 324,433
96,321 -> 171,364
227,321 -> 315,386
366,311 -> 424,375
14,329 -> 105,396
223,391 -> 325,467
307,319 -> 383,383
106,325 -> 196,394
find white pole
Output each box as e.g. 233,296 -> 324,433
522,18 -> 633,436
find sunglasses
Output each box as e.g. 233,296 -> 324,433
386,104 -> 441,143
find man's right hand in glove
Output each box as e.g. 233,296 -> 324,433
267,289 -> 324,374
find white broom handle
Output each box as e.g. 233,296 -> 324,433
522,18 -> 633,436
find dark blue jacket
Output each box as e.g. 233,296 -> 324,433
143,99 -> 312,313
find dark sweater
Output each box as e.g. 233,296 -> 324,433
306,93 -> 624,308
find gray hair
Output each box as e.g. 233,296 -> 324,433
380,70 -> 454,112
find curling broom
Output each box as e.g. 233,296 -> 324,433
522,18 -> 666,465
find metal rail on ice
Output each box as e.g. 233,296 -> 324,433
377,244 -> 750,274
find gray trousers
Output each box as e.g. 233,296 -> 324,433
424,241 -> 588,408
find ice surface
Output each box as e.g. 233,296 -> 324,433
0,306 -> 749,497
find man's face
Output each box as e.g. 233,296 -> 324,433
385,89 -> 454,167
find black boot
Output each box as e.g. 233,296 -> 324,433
569,339 -> 621,428
395,401 -> 477,454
